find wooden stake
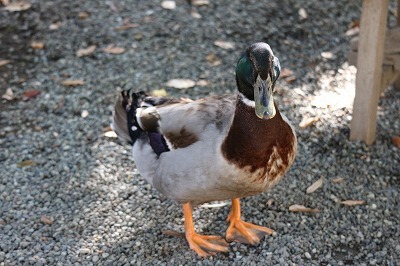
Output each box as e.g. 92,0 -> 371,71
350,0 -> 389,144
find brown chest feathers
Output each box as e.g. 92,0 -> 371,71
221,100 -> 296,182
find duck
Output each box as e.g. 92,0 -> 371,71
112,42 -> 297,257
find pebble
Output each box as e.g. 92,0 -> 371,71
79,248 -> 91,255
0,0 -> 399,265
305,252 -> 312,259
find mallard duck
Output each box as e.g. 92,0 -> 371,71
112,42 -> 297,257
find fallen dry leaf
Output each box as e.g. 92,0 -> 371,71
214,40 -> 235,50
280,68 -> 294,78
191,10 -> 202,19
166,79 -> 195,89
331,177 -> 344,183
1,0 -> 10,6
22,89 -> 41,101
192,0 -> 209,5
196,80 -> 208,87
161,0 -> 176,9
3,1 -> 31,11
0,59 -> 10,67
103,126 -> 112,132
40,215 -> 53,225
17,160 -> 37,167
289,204 -> 319,213
104,131 -> 117,138
206,53 -> 222,66
2,88 -> 14,100
103,45 -> 125,54
78,11 -> 90,19
61,79 -> 85,87
76,45 -> 96,57
49,22 -> 62,30
341,200 -> 365,206
31,41 -> 45,50
392,136 -> 400,148
299,116 -> 319,128
162,230 -> 185,238
115,23 -> 138,31
266,199 -> 274,206
306,177 -> 324,194
151,88 -> 168,97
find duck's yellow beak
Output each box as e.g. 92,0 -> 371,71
254,75 -> 276,120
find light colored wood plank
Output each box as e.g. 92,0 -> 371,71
395,0 -> 400,90
350,0 -> 389,144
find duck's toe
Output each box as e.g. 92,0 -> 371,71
186,233 -> 229,257
226,219 -> 274,245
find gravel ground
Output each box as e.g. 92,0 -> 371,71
1,0 -> 400,265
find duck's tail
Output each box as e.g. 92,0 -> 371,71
112,90 -> 148,144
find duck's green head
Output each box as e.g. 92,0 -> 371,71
235,42 -> 281,120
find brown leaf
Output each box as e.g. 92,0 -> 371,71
115,23 -> 138,31
299,116 -> 319,128
206,53 -> 222,66
166,79 -> 195,89
49,22 -> 62,30
2,88 -> 14,100
191,10 -> 202,19
102,126 -> 112,132
196,80 -> 208,87
17,160 -> 37,167
214,40 -> 235,50
266,199 -> 274,206
306,177 -> 324,194
392,136 -> 400,148
76,45 -> 96,57
31,41 -> 45,50
22,89 -> 41,101
0,59 -> 10,67
103,45 -> 125,54
3,1 -> 31,11
40,215 -> 53,225
161,0 -> 176,9
162,230 -> 185,238
1,0 -> 10,6
331,177 -> 344,183
192,0 -> 209,6
289,204 -> 319,213
280,68 -> 294,78
284,76 -> 296,83
340,200 -> 365,206
78,11 -> 90,19
61,79 -> 85,87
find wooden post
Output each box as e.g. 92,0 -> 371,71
394,0 -> 400,91
350,0 -> 389,144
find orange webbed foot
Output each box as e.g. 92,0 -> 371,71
225,198 -> 274,245
183,203 -> 229,257
186,232 -> 229,257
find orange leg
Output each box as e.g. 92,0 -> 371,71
183,203 -> 229,257
226,198 -> 274,245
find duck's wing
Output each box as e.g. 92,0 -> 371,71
112,90 -> 236,152
137,94 -> 236,151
